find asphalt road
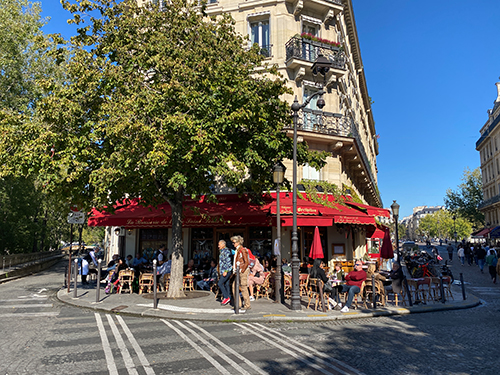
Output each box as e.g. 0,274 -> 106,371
1,246 -> 499,375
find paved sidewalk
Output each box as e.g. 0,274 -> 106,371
56,280 -> 481,323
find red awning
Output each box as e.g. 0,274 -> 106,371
472,227 -> 492,238
367,224 -> 389,239
344,199 -> 391,218
88,194 -> 271,228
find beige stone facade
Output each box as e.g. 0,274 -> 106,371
201,0 -> 381,207
477,82 -> 500,227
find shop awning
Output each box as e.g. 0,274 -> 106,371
344,200 -> 391,218
367,224 -> 389,239
482,226 -> 498,238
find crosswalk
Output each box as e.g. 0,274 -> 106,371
89,314 -> 365,375
0,289 -> 58,318
469,286 -> 500,297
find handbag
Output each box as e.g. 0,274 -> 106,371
254,271 -> 260,278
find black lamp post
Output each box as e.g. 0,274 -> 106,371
391,200 -> 400,262
452,215 -> 457,247
273,162 -> 286,303
290,55 -> 332,311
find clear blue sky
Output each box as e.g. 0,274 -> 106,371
40,1 -> 499,218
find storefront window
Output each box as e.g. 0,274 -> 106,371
139,229 -> 168,262
248,227 -> 272,259
301,227 -> 327,260
191,228 -> 214,265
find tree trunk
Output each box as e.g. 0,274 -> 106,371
166,189 -> 186,298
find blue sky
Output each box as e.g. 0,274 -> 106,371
40,1 -> 499,218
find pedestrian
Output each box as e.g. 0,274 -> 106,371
447,243 -> 454,262
457,246 -> 465,266
247,257 -> 265,301
464,246 -> 472,266
217,240 -> 232,306
476,245 -> 487,273
231,235 -> 251,311
485,250 -> 498,283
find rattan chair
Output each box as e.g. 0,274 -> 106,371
118,269 -> 134,294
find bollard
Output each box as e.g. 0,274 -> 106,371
460,273 -> 466,300
67,253 -> 72,293
403,277 -> 413,306
372,274 -> 376,309
64,265 -> 67,288
2,256 -> 4,271
153,260 -> 158,309
96,259 -> 102,303
234,262 -> 240,314
73,259 -> 78,298
440,276 -> 445,303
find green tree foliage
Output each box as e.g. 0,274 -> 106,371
444,167 -> 484,228
417,210 -> 472,241
0,0 -> 68,253
1,0 -> 325,295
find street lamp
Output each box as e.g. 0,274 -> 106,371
273,162 -> 286,304
290,55 -> 332,311
452,215 -> 457,247
391,200 -> 400,262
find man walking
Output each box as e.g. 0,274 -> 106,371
218,240 -> 233,305
447,243 -> 454,262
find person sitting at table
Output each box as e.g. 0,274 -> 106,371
366,263 -> 387,303
310,258 -> 341,310
132,253 -> 147,268
337,261 -> 367,313
247,257 -> 265,301
184,258 -> 196,275
197,259 -> 218,291
330,262 -> 345,281
385,262 -> 404,297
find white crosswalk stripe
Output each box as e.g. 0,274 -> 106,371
469,287 -> 500,295
0,295 -> 55,318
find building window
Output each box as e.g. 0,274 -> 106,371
303,163 -> 321,181
191,228 -> 214,265
250,19 -> 270,57
139,229 -> 168,262
248,227 -> 272,259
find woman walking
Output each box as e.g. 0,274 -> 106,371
485,249 -> 498,283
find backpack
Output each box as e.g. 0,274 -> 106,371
247,247 -> 256,266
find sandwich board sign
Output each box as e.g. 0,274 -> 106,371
67,210 -> 85,224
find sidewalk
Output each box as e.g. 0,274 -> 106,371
56,280 -> 481,323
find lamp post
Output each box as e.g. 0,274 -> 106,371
391,200 -> 400,262
290,55 -> 331,311
273,162 -> 286,304
452,215 -> 457,247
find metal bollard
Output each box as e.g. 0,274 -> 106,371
440,276 -> 445,303
234,262 -> 240,314
403,277 -> 413,306
460,273 -> 466,300
153,260 -> 158,309
372,274 -> 376,309
73,259 -> 78,298
64,265 -> 67,288
96,259 -> 102,303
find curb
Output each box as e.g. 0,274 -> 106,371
56,288 -> 482,323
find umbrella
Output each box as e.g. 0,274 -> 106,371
380,228 -> 394,259
309,226 -> 324,259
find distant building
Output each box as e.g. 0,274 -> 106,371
401,205 -> 445,240
476,80 -> 500,228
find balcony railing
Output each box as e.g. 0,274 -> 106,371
478,194 -> 500,210
285,111 -> 380,204
285,36 -> 346,70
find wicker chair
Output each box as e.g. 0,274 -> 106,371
138,273 -> 155,294
255,272 -> 272,300
118,269 -> 134,294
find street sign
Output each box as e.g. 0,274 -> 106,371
67,210 -> 85,224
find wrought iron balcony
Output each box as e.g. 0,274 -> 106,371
285,110 -> 380,204
478,194 -> 500,210
285,36 -> 346,71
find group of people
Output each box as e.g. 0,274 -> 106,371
456,243 -> 499,283
309,258 -> 405,312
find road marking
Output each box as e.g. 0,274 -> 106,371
162,319 -> 231,375
251,322 -> 365,375
0,312 -> 58,318
0,304 -> 53,308
235,322 -> 363,375
94,313 -> 118,375
116,315 -> 156,375
185,321 -> 268,375
106,314 -> 139,375
0,298 -> 48,302
137,302 -> 234,314
175,321 -> 251,375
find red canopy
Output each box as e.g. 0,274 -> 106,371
309,226 -> 324,259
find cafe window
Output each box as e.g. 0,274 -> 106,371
139,229 -> 168,262
191,228 -> 214,265
301,227 -> 327,260
248,227 -> 272,259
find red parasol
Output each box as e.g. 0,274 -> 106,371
309,226 -> 324,259
380,228 -> 394,259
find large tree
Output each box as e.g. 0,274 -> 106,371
1,0 -> 325,296
417,210 -> 472,242
0,0 -> 67,253
444,167 -> 483,229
